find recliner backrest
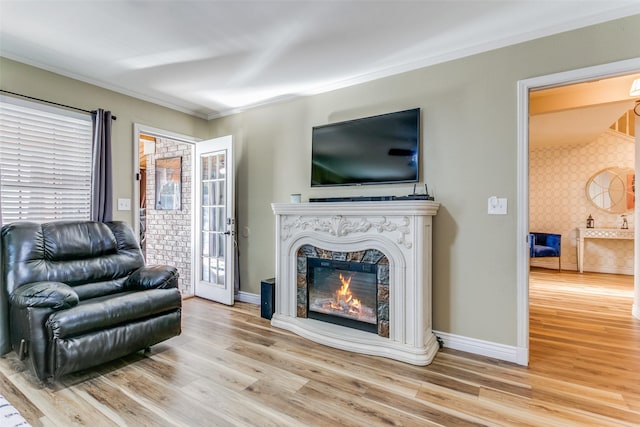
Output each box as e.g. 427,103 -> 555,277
1,221 -> 145,296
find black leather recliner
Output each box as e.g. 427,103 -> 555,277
0,220 -> 182,380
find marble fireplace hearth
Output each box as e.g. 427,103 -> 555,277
271,200 -> 439,365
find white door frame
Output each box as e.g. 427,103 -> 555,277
516,57 -> 640,366
132,123 -> 199,289
635,105 -> 640,319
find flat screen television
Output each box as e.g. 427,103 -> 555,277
311,108 -> 420,187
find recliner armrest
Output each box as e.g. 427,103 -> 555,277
124,266 -> 179,290
10,282 -> 79,310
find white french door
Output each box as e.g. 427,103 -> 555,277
194,135 -> 235,305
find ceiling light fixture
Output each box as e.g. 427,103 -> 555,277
630,78 -> 640,96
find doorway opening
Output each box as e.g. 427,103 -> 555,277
516,58 -> 640,366
133,124 -> 198,297
529,75 -> 638,274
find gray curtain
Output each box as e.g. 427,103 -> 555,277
0,169 -> 3,227
91,109 -> 113,222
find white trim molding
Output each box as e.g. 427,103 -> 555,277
434,331 -> 522,364
236,291 -> 261,305
237,291 -> 524,365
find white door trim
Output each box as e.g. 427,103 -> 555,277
634,104 -> 640,320
516,57 -> 640,366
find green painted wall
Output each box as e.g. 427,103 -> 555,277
209,15 -> 640,346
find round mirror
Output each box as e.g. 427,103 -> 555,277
586,167 -> 635,213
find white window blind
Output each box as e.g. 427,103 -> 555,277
0,96 -> 92,223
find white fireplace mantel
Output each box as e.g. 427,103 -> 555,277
271,200 -> 440,365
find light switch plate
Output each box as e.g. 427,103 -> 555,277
117,198 -> 131,211
488,196 -> 507,215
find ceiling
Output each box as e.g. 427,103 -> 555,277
1,1 -> 639,119
530,73 -> 640,148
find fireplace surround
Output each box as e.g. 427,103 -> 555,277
272,200 -> 439,365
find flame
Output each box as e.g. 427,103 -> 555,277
327,273 -> 362,316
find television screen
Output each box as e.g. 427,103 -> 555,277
311,108 -> 420,187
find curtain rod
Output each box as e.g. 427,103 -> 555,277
0,89 -> 117,120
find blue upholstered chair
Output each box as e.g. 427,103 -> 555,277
529,232 -> 561,271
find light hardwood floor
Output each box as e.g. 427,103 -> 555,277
1,268 -> 639,426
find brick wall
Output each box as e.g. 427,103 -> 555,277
145,138 -> 193,295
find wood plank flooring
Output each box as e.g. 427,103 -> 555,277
1,268 -> 639,426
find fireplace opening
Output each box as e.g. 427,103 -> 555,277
307,257 -> 377,333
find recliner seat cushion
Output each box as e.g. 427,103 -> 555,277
47,288 -> 181,339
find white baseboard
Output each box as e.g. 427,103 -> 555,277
433,330 -> 524,365
236,291 -> 260,305
234,292 -> 526,365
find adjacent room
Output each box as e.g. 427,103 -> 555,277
1,2 -> 640,426
528,74 -> 639,393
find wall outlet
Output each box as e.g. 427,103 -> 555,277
117,198 -> 131,211
488,196 -> 507,215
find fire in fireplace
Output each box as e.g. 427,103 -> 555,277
307,257 -> 377,333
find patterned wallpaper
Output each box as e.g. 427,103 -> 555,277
530,130 -> 634,274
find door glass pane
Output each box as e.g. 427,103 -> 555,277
216,241 -> 225,284
217,180 -> 225,205
202,232 -> 210,257
218,153 -> 226,177
209,257 -> 217,282
202,207 -> 209,231
201,257 -> 210,282
209,208 -> 220,231
210,231 -> 217,257
211,181 -> 218,206
210,156 -> 218,179
202,182 -> 210,206
218,234 -> 225,259
201,157 -> 210,180
217,207 -> 225,232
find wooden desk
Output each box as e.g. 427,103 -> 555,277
576,227 -> 634,273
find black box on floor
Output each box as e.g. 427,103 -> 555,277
260,278 -> 276,320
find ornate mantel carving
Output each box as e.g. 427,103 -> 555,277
281,214 -> 413,248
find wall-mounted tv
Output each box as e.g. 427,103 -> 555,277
311,108 -> 420,187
